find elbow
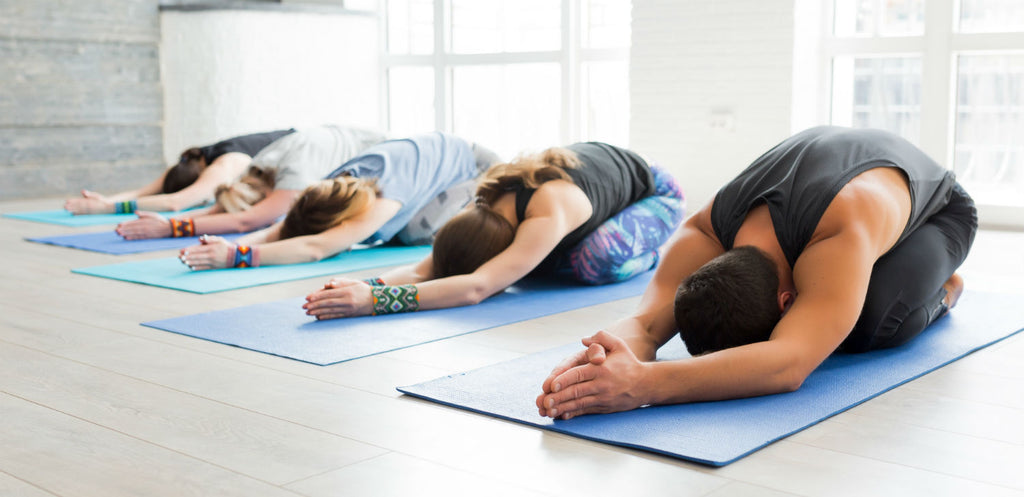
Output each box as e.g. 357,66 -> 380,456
777,371 -> 806,393
774,360 -> 811,393
459,282 -> 495,307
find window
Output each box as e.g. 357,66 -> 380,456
383,0 -> 632,159
825,0 -> 1024,223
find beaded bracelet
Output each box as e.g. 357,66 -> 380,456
169,218 -> 195,238
363,277 -> 386,287
231,245 -> 259,268
371,284 -> 419,315
114,200 -> 137,214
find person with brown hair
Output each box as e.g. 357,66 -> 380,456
64,129 -> 295,216
177,132 -> 499,270
300,141 -> 685,319
533,126 -> 977,420
114,125 -> 387,240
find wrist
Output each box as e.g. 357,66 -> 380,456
229,244 -> 260,268
114,200 -> 138,214
371,284 -> 419,315
169,218 -> 195,237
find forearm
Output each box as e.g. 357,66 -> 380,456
644,341 -> 804,406
191,211 -> 275,236
413,275 -> 501,311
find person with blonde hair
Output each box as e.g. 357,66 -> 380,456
64,128 -> 295,215
177,132 -> 500,270
114,125 -> 387,240
300,141 -> 685,319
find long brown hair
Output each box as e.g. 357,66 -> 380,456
162,147 -> 206,193
214,165 -> 277,213
474,147 -> 581,204
430,146 -> 580,278
278,176 -> 379,240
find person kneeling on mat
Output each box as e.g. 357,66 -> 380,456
301,141 -> 687,319
177,132 -> 500,270
534,125 -> 977,420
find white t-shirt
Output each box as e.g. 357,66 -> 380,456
251,125 -> 388,191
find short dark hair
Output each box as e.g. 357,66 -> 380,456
162,147 -> 206,193
674,245 -> 782,356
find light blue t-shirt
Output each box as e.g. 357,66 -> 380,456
327,132 -> 477,243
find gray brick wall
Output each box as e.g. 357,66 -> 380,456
0,0 -> 165,200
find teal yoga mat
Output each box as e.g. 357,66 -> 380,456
4,208 -> 200,227
73,245 -> 432,294
141,272 -> 653,364
398,290 -> 1024,466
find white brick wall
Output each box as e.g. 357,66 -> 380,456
631,0 -> 799,212
160,10 -> 381,165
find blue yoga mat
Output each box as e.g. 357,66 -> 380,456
3,208 -> 200,227
142,271 -> 653,364
27,230 -> 245,255
398,290 -> 1024,466
73,245 -> 433,294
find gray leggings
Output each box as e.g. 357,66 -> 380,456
394,142 -> 502,245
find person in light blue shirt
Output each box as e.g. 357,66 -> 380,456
178,132 -> 500,270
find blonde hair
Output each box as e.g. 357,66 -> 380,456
475,147 -> 581,204
215,165 -> 277,213
278,176 -> 380,240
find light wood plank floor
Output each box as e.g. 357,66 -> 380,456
1,196 -> 1023,497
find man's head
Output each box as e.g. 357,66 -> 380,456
674,245 -> 788,356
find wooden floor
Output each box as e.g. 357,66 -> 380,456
2,196 -> 1023,497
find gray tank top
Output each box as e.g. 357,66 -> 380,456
710,126 -> 956,268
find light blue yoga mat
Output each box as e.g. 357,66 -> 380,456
3,208 -> 199,227
142,271 -> 653,365
73,245 -> 433,294
27,230 -> 245,255
398,291 -> 1024,466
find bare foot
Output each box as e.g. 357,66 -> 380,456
941,272 -> 964,314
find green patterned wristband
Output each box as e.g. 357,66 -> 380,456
363,277 -> 386,287
115,200 -> 137,214
371,284 -> 419,315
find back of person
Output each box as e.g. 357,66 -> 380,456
252,125 -> 388,191
710,126 -> 957,267
199,129 -> 295,165
328,132 -> 479,244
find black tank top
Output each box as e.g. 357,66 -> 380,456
198,129 -> 295,164
516,142 -> 655,271
710,126 -> 956,268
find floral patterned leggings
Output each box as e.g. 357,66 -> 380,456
563,164 -> 686,285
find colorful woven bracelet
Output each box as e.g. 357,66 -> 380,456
169,218 -> 195,238
371,284 -> 419,315
114,200 -> 137,214
232,245 -> 259,268
362,277 -> 386,287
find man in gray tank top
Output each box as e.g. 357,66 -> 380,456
535,126 -> 977,420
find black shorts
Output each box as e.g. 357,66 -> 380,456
840,183 -> 978,353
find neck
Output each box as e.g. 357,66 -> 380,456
733,204 -> 796,295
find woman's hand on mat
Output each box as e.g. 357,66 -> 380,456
303,278 -> 373,320
64,190 -> 112,215
179,235 -> 233,271
116,211 -> 171,240
536,331 -> 650,420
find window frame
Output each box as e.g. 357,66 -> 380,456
379,0 -> 630,149
819,0 -> 1024,228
